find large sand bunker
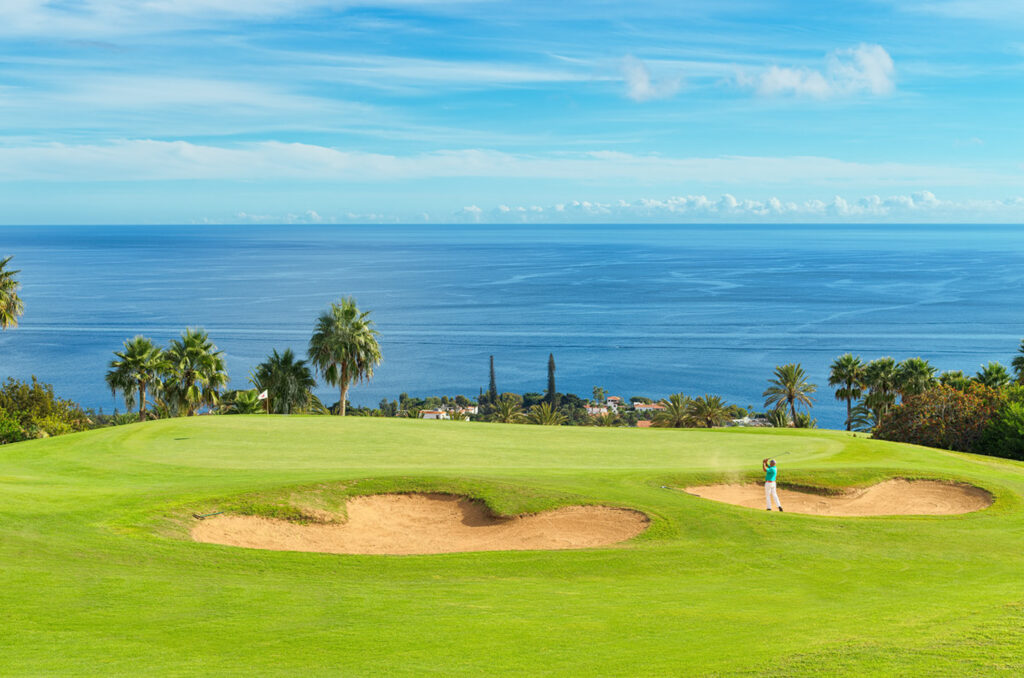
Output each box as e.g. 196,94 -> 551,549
684,479 -> 991,516
192,493 -> 649,555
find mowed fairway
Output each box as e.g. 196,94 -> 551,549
1,417 -> 1023,676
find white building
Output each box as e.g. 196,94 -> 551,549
586,405 -> 609,416
420,409 -> 450,420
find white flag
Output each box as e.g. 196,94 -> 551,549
257,390 -> 269,400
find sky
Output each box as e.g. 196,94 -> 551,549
1,0 -> 1023,224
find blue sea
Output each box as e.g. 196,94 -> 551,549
2,224 -> 1023,428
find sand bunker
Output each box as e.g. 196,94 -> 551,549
684,479 -> 991,516
191,493 -> 649,555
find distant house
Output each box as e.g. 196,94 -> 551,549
420,409 -> 449,420
636,420 -> 653,428
606,396 -> 622,412
633,402 -> 666,412
586,405 -> 609,416
457,406 -> 479,416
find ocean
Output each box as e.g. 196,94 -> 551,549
2,224 -> 1022,428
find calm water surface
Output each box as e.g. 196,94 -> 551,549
2,224 -> 1023,427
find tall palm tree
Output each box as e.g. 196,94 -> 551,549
525,401 -> 566,426
251,348 -> 317,414
685,395 -> 731,428
308,297 -> 382,416
975,361 -> 1011,388
0,256 -> 24,330
653,393 -> 691,428
762,363 -> 816,424
828,353 -> 865,432
490,395 -> 524,423
862,357 -> 899,421
1011,339 -> 1024,384
896,357 -> 937,400
163,328 -> 229,416
105,336 -> 166,421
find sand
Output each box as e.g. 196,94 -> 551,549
191,493 -> 649,555
684,479 -> 992,516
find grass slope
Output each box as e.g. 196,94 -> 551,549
1,417 -> 1022,676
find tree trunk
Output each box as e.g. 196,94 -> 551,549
139,381 -> 147,422
790,398 -> 797,427
339,382 -> 348,416
845,386 -> 852,431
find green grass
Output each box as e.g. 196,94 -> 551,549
1,416 -> 1022,676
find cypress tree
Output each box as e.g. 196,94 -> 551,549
488,355 -> 498,404
546,353 -> 558,407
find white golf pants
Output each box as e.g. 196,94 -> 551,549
765,481 -> 782,510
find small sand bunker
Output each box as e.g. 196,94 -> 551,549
684,479 -> 991,516
191,493 -> 649,555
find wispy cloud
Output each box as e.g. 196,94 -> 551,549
0,140 -> 1015,187
0,0 -> 491,37
622,55 -> 681,102
740,44 -> 895,99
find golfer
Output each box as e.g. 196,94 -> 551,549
763,458 -> 784,512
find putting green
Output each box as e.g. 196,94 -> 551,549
1,417 -> 1022,676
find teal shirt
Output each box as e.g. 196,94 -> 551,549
765,465 -> 777,482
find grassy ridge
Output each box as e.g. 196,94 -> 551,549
1,417 -> 1022,676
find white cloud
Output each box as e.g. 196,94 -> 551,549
443,191 -> 1024,224
622,55 -> 682,102
227,191 -> 1024,224
743,44 -> 895,99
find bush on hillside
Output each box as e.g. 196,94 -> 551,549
0,377 -> 91,440
0,410 -> 26,444
874,384 -> 1005,452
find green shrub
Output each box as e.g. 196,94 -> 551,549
0,377 -> 90,437
976,401 -> 1024,461
0,410 -> 25,444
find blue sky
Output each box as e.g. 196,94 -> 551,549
1,0 -> 1023,223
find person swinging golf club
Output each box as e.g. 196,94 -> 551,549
763,457 -> 783,512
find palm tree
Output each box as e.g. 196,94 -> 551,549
0,256 -> 24,330
896,357 -> 937,400
862,357 -> 899,421
222,389 -> 264,414
307,297 -> 382,416
163,328 -> 229,416
251,348 -> 317,414
652,393 -> 691,428
525,401 -> 567,426
490,395 -> 524,423
939,370 -> 971,390
686,395 -> 731,428
105,336 -> 167,421
762,363 -> 816,424
767,406 -> 790,428
591,412 -> 619,427
847,403 -> 876,432
1011,340 -> 1024,384
828,353 -> 865,431
975,361 -> 1011,388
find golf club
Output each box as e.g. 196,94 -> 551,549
192,511 -> 224,520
